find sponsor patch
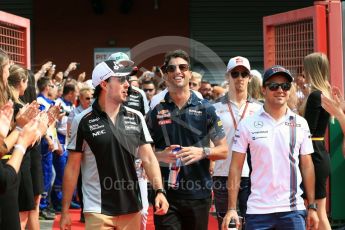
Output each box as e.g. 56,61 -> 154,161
285,122 -> 301,127
254,121 -> 263,128
158,119 -> 172,125
189,109 -> 202,116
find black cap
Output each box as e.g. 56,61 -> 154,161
263,65 -> 293,84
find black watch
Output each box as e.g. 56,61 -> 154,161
155,188 -> 167,197
307,203 -> 318,211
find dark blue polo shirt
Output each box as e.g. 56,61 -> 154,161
146,91 -> 225,199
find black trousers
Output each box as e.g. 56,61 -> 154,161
154,196 -> 212,230
0,161 -> 20,230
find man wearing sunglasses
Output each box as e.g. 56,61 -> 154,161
212,56 -> 262,230
146,49 -> 228,230
222,65 -> 319,230
60,60 -> 168,230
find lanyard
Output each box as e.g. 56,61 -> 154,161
227,101 -> 249,130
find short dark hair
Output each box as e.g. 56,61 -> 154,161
162,49 -> 190,72
63,83 -> 76,96
142,80 -> 155,85
37,76 -> 51,92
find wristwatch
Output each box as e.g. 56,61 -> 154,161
155,188 -> 167,197
203,147 -> 211,158
307,203 -> 318,211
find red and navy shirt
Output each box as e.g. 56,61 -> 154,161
146,91 -> 225,199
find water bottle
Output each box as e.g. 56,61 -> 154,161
228,218 -> 237,230
168,147 -> 181,188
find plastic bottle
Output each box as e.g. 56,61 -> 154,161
228,218 -> 237,230
168,147 -> 181,188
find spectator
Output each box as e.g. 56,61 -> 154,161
142,80 -> 156,103
248,70 -> 264,102
199,80 -> 213,101
321,87 -> 345,157
189,71 -> 202,91
108,52 -> 150,116
212,85 -> 225,100
52,83 -> 79,212
300,52 -> 332,230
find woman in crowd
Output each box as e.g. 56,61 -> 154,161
301,52 -> 332,230
8,64 -> 37,229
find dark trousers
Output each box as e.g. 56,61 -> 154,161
154,197 -> 212,230
213,176 -> 250,230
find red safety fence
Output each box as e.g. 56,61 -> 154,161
0,11 -> 30,68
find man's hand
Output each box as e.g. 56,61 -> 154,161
176,146 -> 204,165
60,212 -> 72,230
77,72 -> 86,82
306,209 -> 319,230
154,193 -> 169,215
156,145 -> 180,163
222,210 -> 240,230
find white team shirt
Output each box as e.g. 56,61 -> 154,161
213,96 -> 262,177
232,106 -> 314,214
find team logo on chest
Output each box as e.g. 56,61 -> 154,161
157,109 -> 172,125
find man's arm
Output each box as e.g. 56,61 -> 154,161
300,154 -> 319,230
60,151 -> 82,229
139,143 -> 164,190
138,143 -> 169,215
221,151 -> 246,230
177,137 -> 227,165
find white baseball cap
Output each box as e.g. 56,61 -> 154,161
227,56 -> 251,72
92,60 -> 133,87
107,52 -> 134,67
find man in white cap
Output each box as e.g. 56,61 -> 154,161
108,52 -> 149,115
212,56 -> 262,230
60,60 -> 169,230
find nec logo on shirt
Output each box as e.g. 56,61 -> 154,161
92,129 -> 106,137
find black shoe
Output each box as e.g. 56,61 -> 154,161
39,209 -> 56,220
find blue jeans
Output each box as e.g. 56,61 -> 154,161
246,210 -> 307,230
212,176 -> 250,230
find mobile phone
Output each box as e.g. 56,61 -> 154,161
51,64 -> 56,69
76,63 -> 80,69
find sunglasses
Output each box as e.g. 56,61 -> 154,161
230,71 -> 250,78
110,75 -> 128,84
85,97 -> 92,100
143,88 -> 155,92
165,64 -> 189,73
189,82 -> 198,87
265,82 -> 292,91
